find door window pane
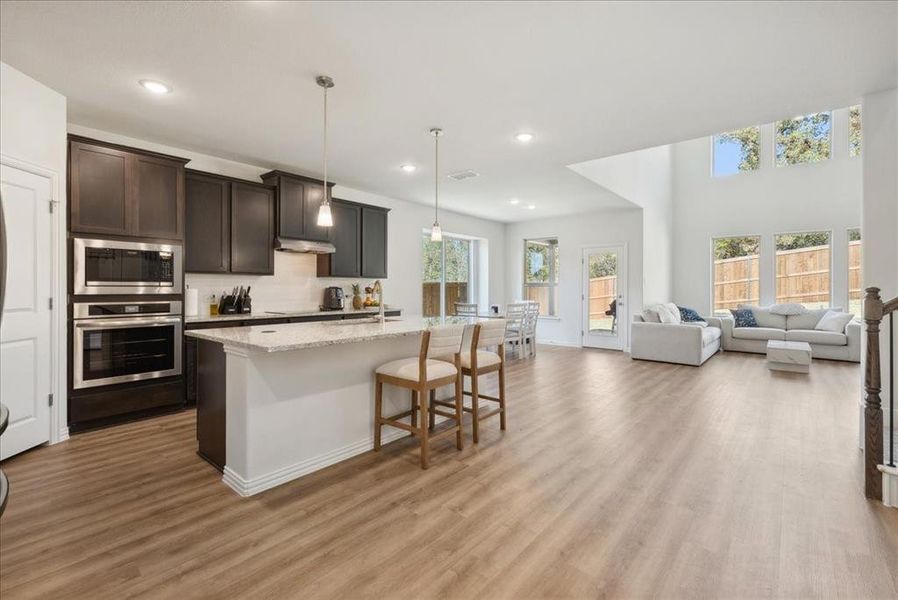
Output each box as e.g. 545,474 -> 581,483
588,251 -> 618,332
422,233 -> 474,317
713,236 -> 760,314
523,238 -> 558,316
848,228 -> 862,316
443,238 -> 470,315
775,231 -> 831,308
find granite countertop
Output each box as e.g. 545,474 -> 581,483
185,306 -> 399,324
184,315 -> 486,353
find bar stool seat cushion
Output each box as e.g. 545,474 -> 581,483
376,358 -> 458,382
458,350 -> 502,369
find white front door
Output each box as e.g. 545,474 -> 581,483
0,164 -> 53,460
582,244 -> 627,351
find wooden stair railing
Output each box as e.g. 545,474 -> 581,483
863,287 -> 898,501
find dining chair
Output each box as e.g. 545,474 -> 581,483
454,302 -> 479,317
523,301 -> 540,357
504,302 -> 528,358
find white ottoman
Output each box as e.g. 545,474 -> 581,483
766,340 -> 812,373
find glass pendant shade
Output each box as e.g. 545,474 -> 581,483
317,203 -> 333,227
430,222 -> 442,242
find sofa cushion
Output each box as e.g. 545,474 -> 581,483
678,306 -> 705,322
732,327 -> 786,341
770,303 -> 807,316
702,327 -> 722,347
641,308 -> 661,323
786,307 -> 842,330
683,321 -> 708,328
815,310 -> 854,333
785,329 -> 848,346
730,308 -> 758,328
663,303 -> 682,324
739,305 -> 787,329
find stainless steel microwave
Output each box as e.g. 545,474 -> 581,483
73,238 -> 183,295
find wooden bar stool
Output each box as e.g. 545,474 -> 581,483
434,320 -> 508,443
374,324 -> 465,469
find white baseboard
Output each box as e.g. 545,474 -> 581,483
880,464 -> 898,508
54,427 -> 69,444
222,428 -> 411,497
538,339 -> 581,348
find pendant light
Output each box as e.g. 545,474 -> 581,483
429,128 -> 443,242
316,75 -> 335,227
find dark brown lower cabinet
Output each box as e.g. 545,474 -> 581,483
196,340 -> 226,470
68,378 -> 185,433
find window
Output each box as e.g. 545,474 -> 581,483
775,111 -> 832,167
849,105 -> 862,157
422,233 -> 473,317
712,236 -> 760,314
523,238 -> 558,316
775,231 -> 831,308
848,228 -> 862,316
712,127 -> 760,177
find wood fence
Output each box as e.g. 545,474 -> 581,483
422,282 -> 468,317
713,243 -> 861,311
588,276 -> 616,321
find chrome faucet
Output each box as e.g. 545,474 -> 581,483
372,280 -> 384,323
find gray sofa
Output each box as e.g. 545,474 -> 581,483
719,306 -> 861,362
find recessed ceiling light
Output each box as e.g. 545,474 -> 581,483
510,198 -> 520,205
139,79 -> 172,94
515,132 -> 534,143
527,204 -> 536,210
400,164 -> 417,173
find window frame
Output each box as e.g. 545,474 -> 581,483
710,234 -> 762,315
710,126 -> 760,178
421,230 -> 477,318
773,229 -> 834,309
523,237 -> 559,317
774,111 -> 833,168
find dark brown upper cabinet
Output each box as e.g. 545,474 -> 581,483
68,136 -> 187,240
317,199 -> 361,277
185,170 -> 275,275
361,206 -> 389,278
185,171 -> 230,273
230,181 -> 275,275
260,170 -> 334,243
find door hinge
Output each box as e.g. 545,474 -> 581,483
48,393 -> 54,407
49,297 -> 53,310
48,198 -> 58,213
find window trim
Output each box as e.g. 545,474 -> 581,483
523,237 -> 559,317
773,228 -> 834,308
774,111 -> 833,168
709,234 -> 762,315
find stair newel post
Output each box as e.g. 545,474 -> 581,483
863,286 -> 884,500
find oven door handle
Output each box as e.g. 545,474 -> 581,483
75,316 -> 182,329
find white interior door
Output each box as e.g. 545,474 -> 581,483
1,164 -> 52,460
582,244 -> 627,351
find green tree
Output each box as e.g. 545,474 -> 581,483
776,112 -> 832,166
718,127 -> 760,171
775,232 -> 830,251
714,236 -> 759,260
849,105 -> 862,157
589,253 -> 617,278
525,239 -> 557,283
848,228 -> 861,242
422,236 -> 470,283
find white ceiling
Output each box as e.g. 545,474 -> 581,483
1,1 -> 895,222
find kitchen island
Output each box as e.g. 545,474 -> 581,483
186,316 -> 477,496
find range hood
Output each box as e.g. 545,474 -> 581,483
275,238 -> 335,254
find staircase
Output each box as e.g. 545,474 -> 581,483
863,287 -> 897,506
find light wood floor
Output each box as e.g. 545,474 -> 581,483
1,347 -> 896,599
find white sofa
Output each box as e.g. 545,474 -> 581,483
719,306 -> 861,362
631,308 -> 722,366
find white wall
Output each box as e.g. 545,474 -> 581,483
861,88 -> 898,415
0,61 -> 68,441
672,106 -> 862,315
569,145 -> 674,307
67,125 -> 506,316
504,208 -> 643,347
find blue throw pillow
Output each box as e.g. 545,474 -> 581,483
730,308 -> 757,328
678,306 -> 705,323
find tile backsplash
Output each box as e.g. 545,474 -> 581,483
185,252 -> 377,316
